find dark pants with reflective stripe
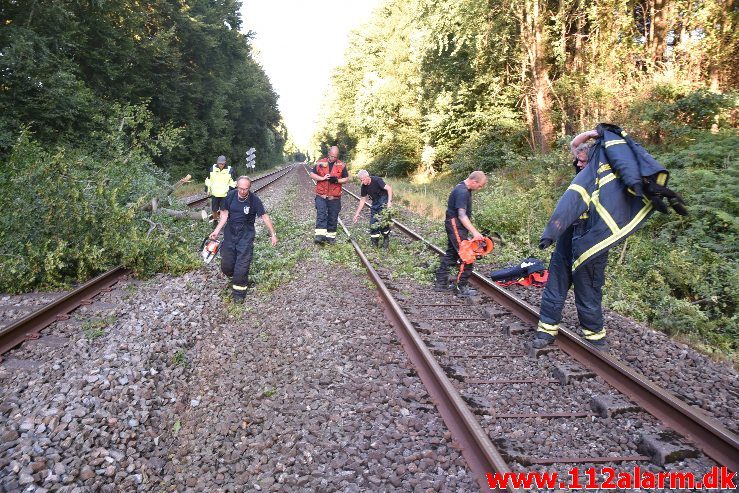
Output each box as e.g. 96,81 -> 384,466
435,217 -> 473,287
315,195 -> 341,240
539,227 -> 608,336
220,225 -> 255,298
369,198 -> 389,239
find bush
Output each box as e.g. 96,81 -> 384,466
0,105 -> 204,293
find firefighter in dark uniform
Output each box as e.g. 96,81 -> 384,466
434,170 -> 488,298
205,155 -> 237,223
352,169 -> 393,248
533,125 -> 687,350
309,146 -> 349,244
210,176 -> 278,303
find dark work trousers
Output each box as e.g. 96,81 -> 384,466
211,196 -> 227,213
435,217 -> 473,287
315,195 -> 342,241
369,197 -> 390,239
220,223 -> 256,298
538,226 -> 609,337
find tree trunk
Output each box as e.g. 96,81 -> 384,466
521,0 -> 555,153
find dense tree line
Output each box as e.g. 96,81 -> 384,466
313,0 -> 736,174
0,0 -> 288,292
1,0 -> 286,175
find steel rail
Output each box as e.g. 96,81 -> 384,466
0,266 -> 129,359
343,185 -> 739,471
186,165 -> 294,207
0,167 -> 296,360
303,167 -> 514,492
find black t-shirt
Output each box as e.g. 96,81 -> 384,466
220,189 -> 265,228
360,176 -> 388,202
311,162 -> 349,177
446,182 -> 472,219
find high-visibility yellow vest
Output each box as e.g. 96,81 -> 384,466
205,165 -> 236,197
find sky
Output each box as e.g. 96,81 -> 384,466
240,0 -> 382,150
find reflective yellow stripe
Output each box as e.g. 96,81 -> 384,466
315,228 -> 327,235
537,321 -> 559,336
232,284 -> 247,291
325,231 -> 336,238
605,139 -> 626,148
591,191 -> 620,234
567,184 -> 590,205
582,328 -> 607,340
572,202 -> 653,270
598,172 -> 617,187
370,234 -> 381,238
655,171 -> 668,186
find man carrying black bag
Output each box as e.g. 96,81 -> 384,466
532,124 -> 687,351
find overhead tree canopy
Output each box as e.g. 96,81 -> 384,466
313,0 -> 737,175
0,0 -> 287,176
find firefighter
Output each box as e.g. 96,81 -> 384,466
434,171 -> 488,298
352,170 -> 393,248
309,146 -> 349,244
209,176 -> 278,303
204,155 -> 237,223
533,125 -> 686,350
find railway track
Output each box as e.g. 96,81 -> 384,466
314,172 -> 738,490
184,165 -> 293,208
0,166 -> 295,362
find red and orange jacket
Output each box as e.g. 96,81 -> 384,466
313,158 -> 347,198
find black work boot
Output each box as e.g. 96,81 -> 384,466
455,284 -> 478,298
531,333 -> 555,349
232,295 -> 245,305
382,235 -> 390,249
433,280 -> 451,292
314,235 -> 325,245
371,237 -> 379,247
586,338 -> 609,352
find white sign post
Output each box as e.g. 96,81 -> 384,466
246,147 -> 256,170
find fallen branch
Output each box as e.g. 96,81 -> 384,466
158,208 -> 207,221
142,218 -> 164,237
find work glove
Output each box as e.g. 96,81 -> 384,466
643,179 -> 689,216
539,238 -> 553,250
328,176 -> 339,184
596,123 -> 624,138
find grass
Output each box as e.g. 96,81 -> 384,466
81,315 -> 116,340
172,349 -> 189,367
384,174 -> 458,222
262,387 -> 277,398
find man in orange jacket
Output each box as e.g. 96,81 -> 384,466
309,146 -> 349,244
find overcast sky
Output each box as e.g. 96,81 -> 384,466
240,0 -> 381,150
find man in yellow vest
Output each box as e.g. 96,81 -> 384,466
204,155 -> 237,223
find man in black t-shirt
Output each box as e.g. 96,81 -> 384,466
210,176 -> 278,303
434,171 -> 488,298
352,170 -> 393,248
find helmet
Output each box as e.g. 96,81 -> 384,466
458,237 -> 494,264
200,237 -> 221,263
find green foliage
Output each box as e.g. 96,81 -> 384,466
0,0 -> 286,175
172,349 -> 189,368
628,87 -> 737,145
657,131 -> 738,170
81,315 -> 116,340
0,105 -> 204,293
262,387 -> 277,398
